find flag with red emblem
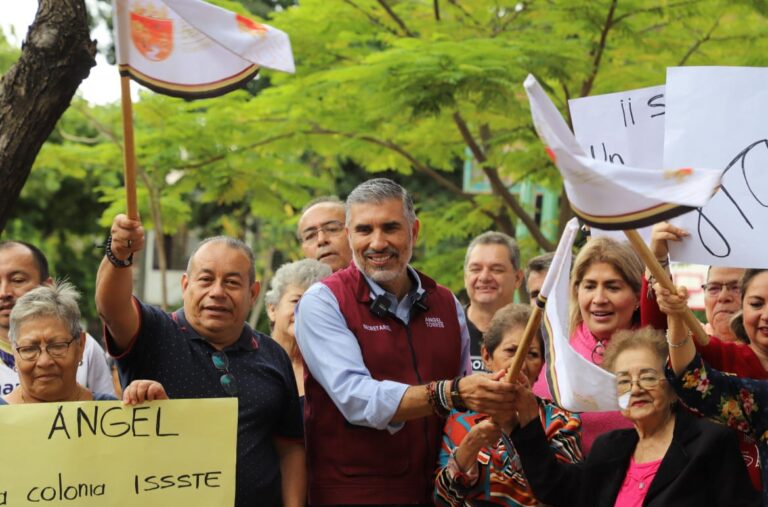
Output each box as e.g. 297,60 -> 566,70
523,75 -> 721,230
113,0 -> 294,99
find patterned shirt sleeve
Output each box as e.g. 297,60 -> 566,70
665,352 -> 768,439
542,399 -> 583,465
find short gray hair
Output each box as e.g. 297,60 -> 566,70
464,231 -> 521,271
345,178 -> 416,226
8,281 -> 83,345
187,236 -> 256,285
265,259 -> 332,307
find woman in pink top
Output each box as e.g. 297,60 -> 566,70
510,327 -> 758,507
535,236 -> 654,452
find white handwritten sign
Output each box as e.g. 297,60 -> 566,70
568,84 -> 666,241
569,84 -> 666,169
0,398 -> 237,506
665,67 -> 768,268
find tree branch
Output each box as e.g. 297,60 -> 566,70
579,0 -> 618,97
433,0 -> 440,21
491,0 -> 530,37
453,112 -> 555,250
341,0 -> 400,36
677,16 -> 721,66
57,126 -> 105,145
446,0 -> 482,28
376,0 -> 416,37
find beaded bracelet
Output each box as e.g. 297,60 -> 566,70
104,234 -> 133,268
426,381 -> 450,417
450,376 -> 467,411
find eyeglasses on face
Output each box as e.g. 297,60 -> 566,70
211,351 -> 238,396
700,282 -> 740,297
15,337 -> 79,361
615,374 -> 665,396
300,221 -> 344,244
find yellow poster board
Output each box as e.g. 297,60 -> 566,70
0,398 -> 237,506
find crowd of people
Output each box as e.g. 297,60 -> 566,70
1,176 -> 766,506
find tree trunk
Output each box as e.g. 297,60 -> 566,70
0,0 -> 96,233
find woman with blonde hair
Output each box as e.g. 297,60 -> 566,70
534,236 -> 664,452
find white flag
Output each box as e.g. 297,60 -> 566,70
539,218 -> 619,412
523,75 -> 721,230
113,0 -> 294,99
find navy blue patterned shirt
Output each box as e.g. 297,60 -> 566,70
106,299 -> 302,507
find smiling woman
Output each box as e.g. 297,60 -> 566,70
509,327 -> 760,507
534,236 -> 647,453
4,281 -> 167,405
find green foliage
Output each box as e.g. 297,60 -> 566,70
8,0 -> 768,325
0,29 -> 20,75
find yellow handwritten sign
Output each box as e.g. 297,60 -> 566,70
0,398 -> 237,506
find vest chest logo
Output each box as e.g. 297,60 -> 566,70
363,323 -> 392,332
425,316 -> 445,328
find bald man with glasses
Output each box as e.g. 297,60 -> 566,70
298,197 -> 352,273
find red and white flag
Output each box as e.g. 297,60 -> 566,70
113,0 -> 295,99
523,75 -> 721,230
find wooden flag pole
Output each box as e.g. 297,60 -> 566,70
119,75 -> 139,220
623,229 -> 709,345
504,297 -> 545,383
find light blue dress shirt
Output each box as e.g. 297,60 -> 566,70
295,266 -> 471,434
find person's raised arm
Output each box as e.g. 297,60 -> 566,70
95,214 -> 144,351
654,284 -> 698,374
648,221 -> 688,276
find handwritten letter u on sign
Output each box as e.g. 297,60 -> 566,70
0,398 -> 237,506
665,66 -> 768,268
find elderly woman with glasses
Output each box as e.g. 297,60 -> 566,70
266,259 -> 332,399
508,327 -> 759,507
4,282 -> 166,405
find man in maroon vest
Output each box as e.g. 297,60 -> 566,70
295,178 -> 518,506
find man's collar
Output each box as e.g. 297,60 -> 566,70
173,309 -> 256,352
360,265 -> 425,301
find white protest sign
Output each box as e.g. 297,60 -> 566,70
568,84 -> 666,241
664,66 -> 768,268
569,84 -> 666,168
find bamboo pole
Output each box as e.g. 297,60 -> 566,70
119,75 -> 138,219
623,229 -> 708,345
504,297 -> 545,382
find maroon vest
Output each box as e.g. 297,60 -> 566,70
305,265 -> 462,505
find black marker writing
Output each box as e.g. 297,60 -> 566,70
589,142 -> 625,165
694,139 -> 768,257
647,93 -> 665,118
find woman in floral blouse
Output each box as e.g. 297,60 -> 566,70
434,304 -> 582,506
658,282 -> 767,504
